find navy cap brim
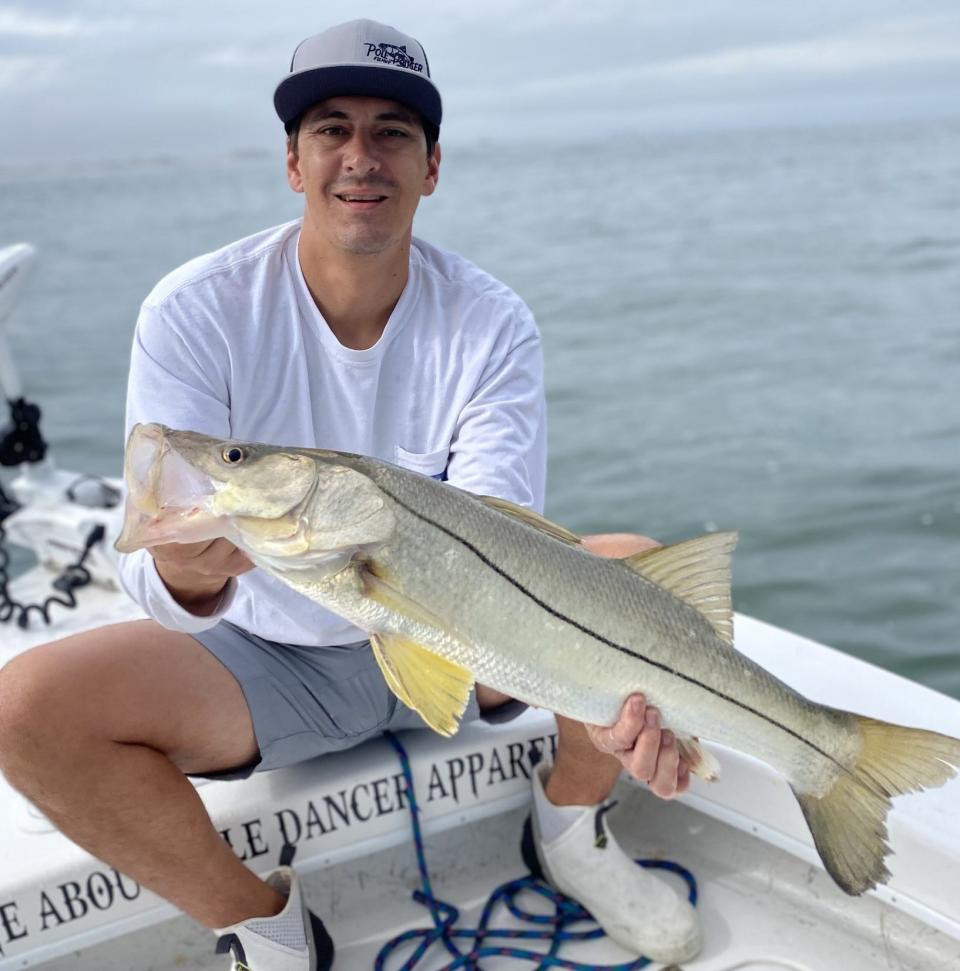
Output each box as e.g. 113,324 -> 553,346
274,65 -> 442,136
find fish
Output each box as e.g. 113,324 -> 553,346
116,422 -> 960,897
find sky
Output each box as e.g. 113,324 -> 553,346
1,0 -> 960,163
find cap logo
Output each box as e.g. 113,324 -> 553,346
363,41 -> 424,73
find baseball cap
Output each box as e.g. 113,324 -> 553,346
274,19 -> 442,141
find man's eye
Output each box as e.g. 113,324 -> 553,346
317,126 -> 347,136
381,128 -> 410,138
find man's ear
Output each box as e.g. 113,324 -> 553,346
422,143 -> 441,197
287,139 -> 304,194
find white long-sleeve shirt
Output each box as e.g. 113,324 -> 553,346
118,220 -> 547,646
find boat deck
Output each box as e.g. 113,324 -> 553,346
28,783 -> 960,971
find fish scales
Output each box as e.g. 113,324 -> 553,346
364,458 -> 857,790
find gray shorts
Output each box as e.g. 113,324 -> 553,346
191,621 -> 525,780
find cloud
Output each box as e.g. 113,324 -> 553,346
200,46 -> 278,69
448,13 -> 960,108
0,6 -> 130,38
0,8 -> 83,37
650,15 -> 960,81
0,54 -> 60,89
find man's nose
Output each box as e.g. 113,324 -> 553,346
343,129 -> 380,173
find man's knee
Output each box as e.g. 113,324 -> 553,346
0,627 -> 144,783
0,622 -> 259,782
0,646 -> 78,785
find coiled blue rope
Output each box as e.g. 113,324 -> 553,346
377,732 -> 697,971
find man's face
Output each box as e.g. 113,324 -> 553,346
287,96 -> 440,257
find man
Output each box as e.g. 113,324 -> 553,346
0,19 -> 701,970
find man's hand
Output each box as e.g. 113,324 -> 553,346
150,538 -> 254,616
580,532 -> 691,800
585,694 -> 691,799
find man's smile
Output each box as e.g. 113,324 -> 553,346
333,187 -> 391,211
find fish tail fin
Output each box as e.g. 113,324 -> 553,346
793,715 -> 960,895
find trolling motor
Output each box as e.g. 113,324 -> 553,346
0,244 -> 121,628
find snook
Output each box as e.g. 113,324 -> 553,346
116,423 -> 960,898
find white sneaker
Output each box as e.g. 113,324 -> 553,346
524,761 -> 702,964
215,864 -> 334,970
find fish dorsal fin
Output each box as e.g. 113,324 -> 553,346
624,532 -> 738,644
476,495 -> 582,547
369,632 -> 474,738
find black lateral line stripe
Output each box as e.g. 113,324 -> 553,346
382,484 -> 846,772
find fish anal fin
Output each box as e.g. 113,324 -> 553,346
792,714 -> 960,895
624,532 -> 737,645
476,495 -> 582,547
369,632 -> 474,738
676,735 -> 721,782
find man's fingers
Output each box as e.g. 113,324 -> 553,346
610,694 -> 648,750
623,706 -> 662,782
585,693 -> 693,799
585,724 -> 617,754
149,537 -> 253,577
649,730 -> 682,798
198,539 -> 253,576
226,548 -> 256,575
586,694 -> 647,754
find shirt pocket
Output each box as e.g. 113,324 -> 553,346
394,445 -> 450,481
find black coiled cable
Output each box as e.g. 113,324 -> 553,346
0,478 -> 108,629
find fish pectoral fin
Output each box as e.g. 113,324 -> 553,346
361,566 -> 459,636
369,632 -> 474,738
475,495 -> 583,547
361,566 -> 474,735
623,532 -> 738,645
676,735 -> 721,782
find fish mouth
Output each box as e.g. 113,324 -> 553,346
115,423 -> 222,553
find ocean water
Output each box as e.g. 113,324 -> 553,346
2,118 -> 959,696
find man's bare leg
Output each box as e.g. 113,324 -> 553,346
0,620 -> 284,929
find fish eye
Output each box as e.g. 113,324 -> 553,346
221,446 -> 246,465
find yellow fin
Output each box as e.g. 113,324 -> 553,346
793,714 -> 960,895
623,532 -> 737,644
476,495 -> 582,547
369,632 -> 474,738
676,736 -> 721,782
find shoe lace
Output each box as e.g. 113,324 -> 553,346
593,800 -> 618,849
216,931 -> 250,970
